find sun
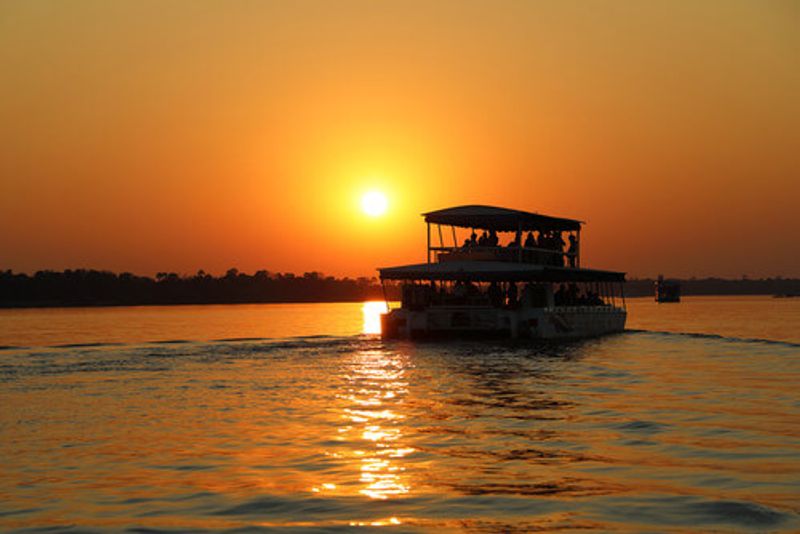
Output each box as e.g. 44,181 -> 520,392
361,191 -> 388,217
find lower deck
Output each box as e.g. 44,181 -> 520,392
382,304 -> 626,340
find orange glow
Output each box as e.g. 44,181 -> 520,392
0,2 -> 797,278
361,191 -> 388,217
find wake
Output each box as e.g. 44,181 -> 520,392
625,329 -> 800,349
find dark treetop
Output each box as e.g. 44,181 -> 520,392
1,270 -> 797,308
0,269 -> 383,308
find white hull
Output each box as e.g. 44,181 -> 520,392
382,305 -> 626,340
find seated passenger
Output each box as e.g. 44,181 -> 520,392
524,232 -> 536,248
488,281 -> 503,307
536,231 -> 551,264
554,283 -> 567,306
520,282 -> 533,308
488,230 -> 499,247
507,230 -> 521,248
466,281 -> 480,296
477,230 -> 489,246
506,282 -> 518,308
429,282 -> 441,305
567,283 -> 579,305
453,280 -> 468,302
538,230 -> 550,251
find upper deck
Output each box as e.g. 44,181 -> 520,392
424,205 -> 582,232
422,204 -> 583,267
378,205 -> 626,283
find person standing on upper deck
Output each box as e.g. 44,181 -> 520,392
523,231 -> 537,263
567,234 -> 579,267
538,231 -> 553,264
555,231 -> 566,266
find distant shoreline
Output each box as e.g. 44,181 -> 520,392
0,293 -> 794,311
1,269 -> 798,309
0,297 -> 377,310
0,269 -> 384,310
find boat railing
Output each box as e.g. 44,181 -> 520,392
430,245 -> 577,266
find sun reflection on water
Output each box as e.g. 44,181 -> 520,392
362,301 -> 388,334
314,347 -> 412,508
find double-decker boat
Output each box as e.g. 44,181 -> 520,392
378,205 -> 627,340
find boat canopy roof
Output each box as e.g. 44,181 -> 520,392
423,205 -> 582,232
379,261 -> 625,283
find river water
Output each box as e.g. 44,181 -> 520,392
1,296 -> 799,532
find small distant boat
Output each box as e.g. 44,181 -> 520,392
655,275 -> 681,303
377,205 -> 627,340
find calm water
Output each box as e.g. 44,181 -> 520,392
1,296 -> 799,532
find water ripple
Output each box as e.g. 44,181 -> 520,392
2,327 -> 799,531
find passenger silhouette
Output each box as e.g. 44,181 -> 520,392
556,232 -> 566,266
506,282 -> 518,308
507,230 -> 520,248
488,281 -> 502,307
554,283 -> 567,306
567,234 -> 578,267
488,230 -> 499,247
524,232 -> 536,248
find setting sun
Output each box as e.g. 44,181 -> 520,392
361,191 -> 388,217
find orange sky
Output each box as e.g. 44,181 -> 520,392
1,1 -> 798,279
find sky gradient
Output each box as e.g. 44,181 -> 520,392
1,1 -> 798,278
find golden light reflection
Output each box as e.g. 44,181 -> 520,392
350,517 -> 401,527
314,348 -> 413,508
362,301 -> 388,335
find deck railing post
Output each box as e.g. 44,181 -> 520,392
610,281 -> 615,308
382,281 -> 390,311
427,222 -> 431,263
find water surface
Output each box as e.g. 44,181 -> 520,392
1,297 -> 798,532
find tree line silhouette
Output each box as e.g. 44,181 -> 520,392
0,269 -> 384,308
0,269 -> 797,308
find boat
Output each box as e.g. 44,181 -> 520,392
655,275 -> 681,303
378,205 -> 627,340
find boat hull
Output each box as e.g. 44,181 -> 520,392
381,305 -> 626,340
